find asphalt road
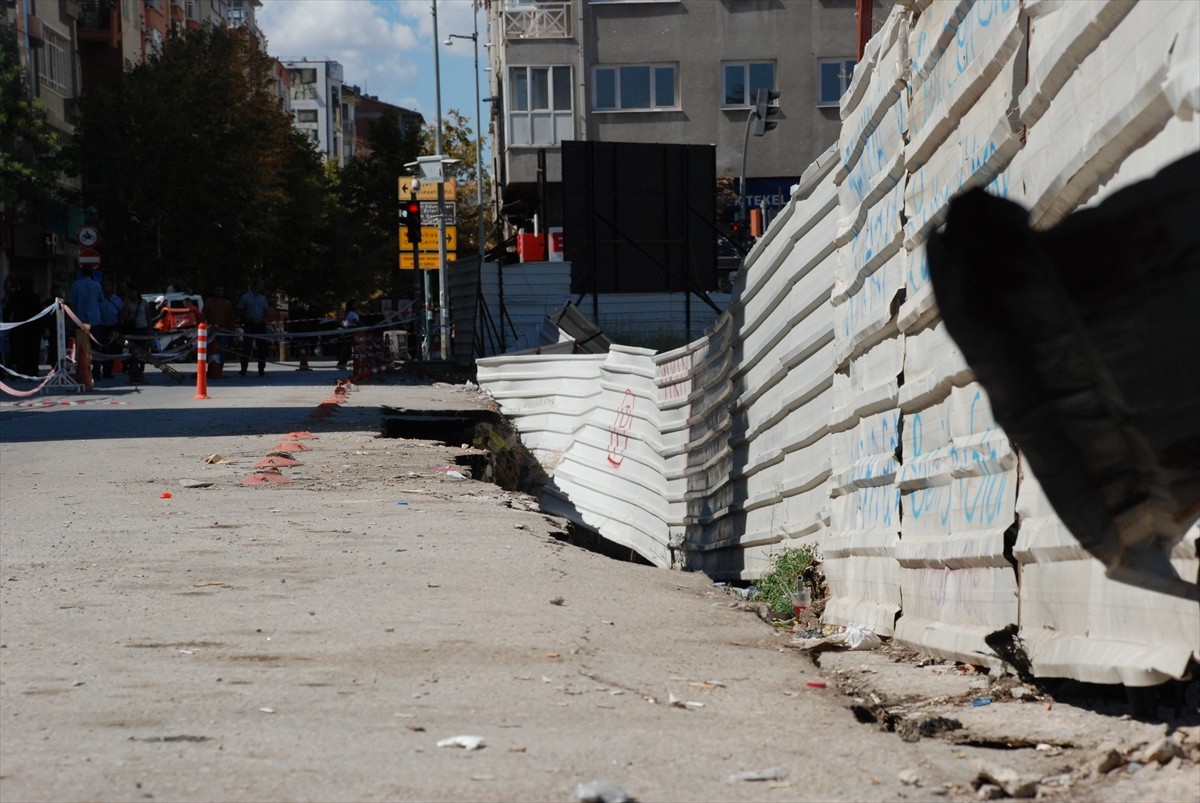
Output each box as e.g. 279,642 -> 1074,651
1,363 -> 1196,803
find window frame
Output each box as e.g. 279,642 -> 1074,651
592,63 -> 678,112
39,26 -> 70,95
507,65 -> 574,147
721,60 -> 775,109
817,57 -> 856,108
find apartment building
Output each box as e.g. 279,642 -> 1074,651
344,86 -> 425,160
2,0 -> 269,297
486,0 -> 887,234
282,59 -> 353,165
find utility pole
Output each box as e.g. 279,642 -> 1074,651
433,1 -> 450,361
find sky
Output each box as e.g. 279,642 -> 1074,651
256,0 -> 488,131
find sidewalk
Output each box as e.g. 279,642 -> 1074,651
1,365 -> 1196,802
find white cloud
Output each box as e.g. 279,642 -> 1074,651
258,0 -> 424,110
258,0 -> 486,122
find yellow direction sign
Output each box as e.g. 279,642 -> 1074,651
399,251 -> 444,270
398,225 -> 457,253
398,176 -> 457,201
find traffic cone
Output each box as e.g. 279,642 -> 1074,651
297,347 -> 311,371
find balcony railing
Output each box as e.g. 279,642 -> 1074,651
503,2 -> 571,40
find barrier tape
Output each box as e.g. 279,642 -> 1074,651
2,303 -> 423,394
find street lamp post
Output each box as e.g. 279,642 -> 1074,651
432,1 -> 450,360
446,23 -> 486,265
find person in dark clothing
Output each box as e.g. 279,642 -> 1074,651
5,277 -> 45,377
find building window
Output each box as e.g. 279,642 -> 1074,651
722,61 -> 774,108
817,58 -> 855,107
508,65 -> 573,146
296,109 -> 318,123
39,27 -> 70,94
593,64 -> 676,111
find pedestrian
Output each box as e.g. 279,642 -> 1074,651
121,284 -> 153,381
237,279 -> 269,377
66,265 -> 103,379
204,285 -> 236,366
96,278 -> 124,379
4,276 -> 44,378
336,299 -> 360,370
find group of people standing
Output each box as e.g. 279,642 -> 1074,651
4,270 -> 364,381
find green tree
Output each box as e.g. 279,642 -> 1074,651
421,109 -> 492,257
0,25 -> 60,209
334,107 -> 424,304
71,24 -> 327,299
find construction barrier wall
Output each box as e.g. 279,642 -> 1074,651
477,0 -> 1200,685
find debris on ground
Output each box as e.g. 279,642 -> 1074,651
573,778 -> 636,803
436,735 -> 485,750
727,766 -> 787,783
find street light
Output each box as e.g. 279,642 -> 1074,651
445,26 -> 487,265
431,1 -> 450,360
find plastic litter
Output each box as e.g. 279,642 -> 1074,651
667,692 -> 704,710
971,697 -> 993,707
727,767 -> 787,783
437,735 -> 485,750
397,501 -> 409,506
573,779 -> 635,803
837,623 -> 882,650
159,492 -> 172,499
805,680 -> 827,689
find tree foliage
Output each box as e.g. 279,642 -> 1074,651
335,107 -> 424,301
71,24 -> 327,301
0,25 -> 61,210
421,109 -> 492,257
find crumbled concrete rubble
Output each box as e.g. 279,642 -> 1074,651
795,634 -> 1199,801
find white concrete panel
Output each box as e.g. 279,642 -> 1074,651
840,3 -> 910,123
840,12 -> 911,174
904,56 -> 1024,248
894,383 -> 1019,666
1015,0 -> 1197,226
833,250 -> 905,365
1015,468 -> 1200,685
829,336 -> 904,434
1019,0 -> 1137,128
907,0 -> 1024,165
898,320 -> 972,413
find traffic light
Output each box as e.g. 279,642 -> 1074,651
402,198 -> 422,245
752,88 -> 781,137
729,206 -> 748,247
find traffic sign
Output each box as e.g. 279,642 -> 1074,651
397,225 -> 457,253
399,251 -> 444,270
77,226 -> 99,247
78,247 -> 101,267
398,176 -> 457,202
420,201 -> 456,225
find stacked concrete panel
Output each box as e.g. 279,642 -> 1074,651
475,353 -> 607,470
823,9 -> 911,635
1005,0 -> 1200,686
542,345 -> 674,567
478,0 -> 1200,686
887,0 -> 1027,662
